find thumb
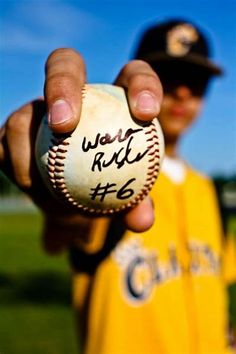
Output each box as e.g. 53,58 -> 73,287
44,48 -> 87,134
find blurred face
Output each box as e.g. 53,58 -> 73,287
155,63 -> 211,142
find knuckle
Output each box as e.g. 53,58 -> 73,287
46,71 -> 76,86
16,174 -> 32,190
130,72 -> 159,89
45,49 -> 85,97
46,48 -> 84,71
46,48 -> 74,62
6,110 -> 27,135
44,73 -> 78,100
128,59 -> 157,75
121,60 -> 159,87
130,59 -> 152,69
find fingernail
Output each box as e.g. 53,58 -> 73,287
48,99 -> 73,125
136,92 -> 159,113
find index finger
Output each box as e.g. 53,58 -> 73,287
115,60 -> 163,121
44,48 -> 86,134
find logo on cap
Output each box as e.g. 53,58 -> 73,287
167,23 -> 199,57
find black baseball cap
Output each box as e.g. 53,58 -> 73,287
134,19 -> 223,76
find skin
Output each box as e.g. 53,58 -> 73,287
0,49 -> 163,252
158,85 -> 204,157
0,48 -> 205,252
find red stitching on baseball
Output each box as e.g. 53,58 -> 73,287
46,87 -> 162,215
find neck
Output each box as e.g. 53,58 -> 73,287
164,136 -> 179,158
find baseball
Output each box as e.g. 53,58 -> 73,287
35,84 -> 164,215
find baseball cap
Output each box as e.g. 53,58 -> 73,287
134,19 -> 223,76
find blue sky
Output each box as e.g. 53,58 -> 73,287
0,0 -> 235,176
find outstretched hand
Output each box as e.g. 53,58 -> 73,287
0,48 -> 163,251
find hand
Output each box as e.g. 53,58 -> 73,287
114,60 -> 163,231
0,48 -> 163,251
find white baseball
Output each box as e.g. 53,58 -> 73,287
35,84 -> 164,215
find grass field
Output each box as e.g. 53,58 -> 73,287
0,211 -> 79,354
1,208 -> 236,354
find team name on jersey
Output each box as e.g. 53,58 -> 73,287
112,237 -> 221,304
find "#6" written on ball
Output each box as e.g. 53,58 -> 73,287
35,84 -> 165,215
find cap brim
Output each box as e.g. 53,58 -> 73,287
140,52 -> 223,76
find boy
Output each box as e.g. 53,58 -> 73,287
1,18 -> 234,354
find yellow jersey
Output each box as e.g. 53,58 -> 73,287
70,167 -> 233,354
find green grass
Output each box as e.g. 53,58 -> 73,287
1,211 -> 236,353
0,212 -> 79,354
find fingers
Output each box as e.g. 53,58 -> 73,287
45,54 -> 161,133
1,100 -> 45,189
44,48 -> 86,133
115,60 -> 163,121
115,60 -> 161,231
0,126 -> 6,166
124,197 -> 155,232
1,48 -> 86,176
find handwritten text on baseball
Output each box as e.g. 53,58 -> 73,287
82,127 -> 149,202
82,128 -> 148,172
